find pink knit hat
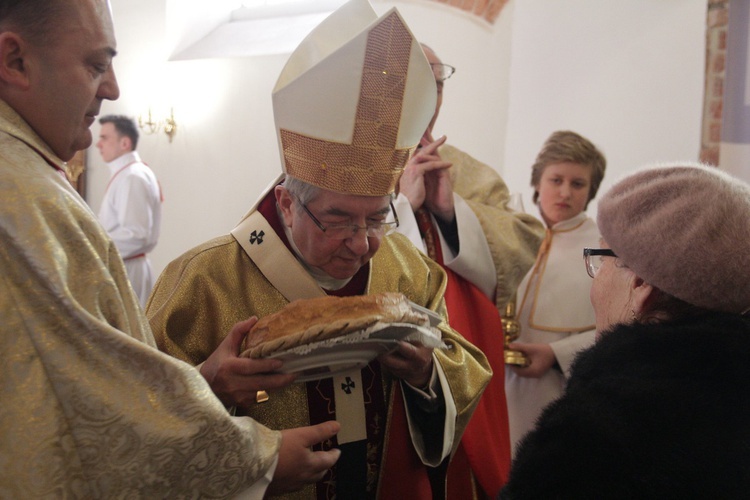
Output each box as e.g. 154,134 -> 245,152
597,163 -> 750,314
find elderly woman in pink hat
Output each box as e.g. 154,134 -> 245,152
500,163 -> 750,499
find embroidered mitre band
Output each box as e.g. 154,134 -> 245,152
272,0 -> 436,196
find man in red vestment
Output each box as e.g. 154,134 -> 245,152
393,45 -> 545,498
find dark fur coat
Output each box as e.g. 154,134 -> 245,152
500,313 -> 750,499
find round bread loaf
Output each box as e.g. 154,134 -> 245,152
242,292 -> 430,358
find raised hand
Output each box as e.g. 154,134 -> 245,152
399,133 -> 454,221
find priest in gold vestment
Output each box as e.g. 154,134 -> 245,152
147,2 -> 492,498
0,0 -> 340,497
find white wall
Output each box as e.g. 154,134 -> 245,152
88,0 -> 706,280
503,0 -> 707,218
384,1 -> 514,170
90,0 -> 291,278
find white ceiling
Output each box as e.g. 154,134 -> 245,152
169,0 -> 348,60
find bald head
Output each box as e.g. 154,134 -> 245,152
0,0 -> 119,160
420,43 -> 443,138
0,0 -> 71,46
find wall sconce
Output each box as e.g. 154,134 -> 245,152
138,107 -> 177,143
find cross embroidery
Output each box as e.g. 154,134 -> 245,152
249,230 -> 265,245
341,377 -> 356,395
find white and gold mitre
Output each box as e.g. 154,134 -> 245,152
272,0 -> 437,196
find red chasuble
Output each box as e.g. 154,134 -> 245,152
415,209 -> 512,499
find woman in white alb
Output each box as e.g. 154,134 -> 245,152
505,130 -> 606,455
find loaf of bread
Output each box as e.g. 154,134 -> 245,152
241,292 -> 430,358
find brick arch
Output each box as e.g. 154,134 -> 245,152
700,0 -> 728,166
418,0 -> 510,25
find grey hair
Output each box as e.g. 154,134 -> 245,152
281,175 -> 395,205
281,176 -> 324,205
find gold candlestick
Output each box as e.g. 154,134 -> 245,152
502,300 -> 529,366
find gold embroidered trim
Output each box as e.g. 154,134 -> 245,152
281,12 -> 416,196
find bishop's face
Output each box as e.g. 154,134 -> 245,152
276,187 -> 391,280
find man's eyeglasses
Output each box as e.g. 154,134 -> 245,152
431,63 -> 456,83
583,248 -> 617,278
295,196 -> 400,240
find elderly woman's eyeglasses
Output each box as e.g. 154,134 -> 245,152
431,63 -> 456,83
295,196 -> 400,240
583,248 -> 617,278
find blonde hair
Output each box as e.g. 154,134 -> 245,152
530,130 -> 606,208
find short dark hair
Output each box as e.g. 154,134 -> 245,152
0,0 -> 70,46
530,130 -> 607,209
99,115 -> 139,150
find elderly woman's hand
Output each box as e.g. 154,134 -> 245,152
508,342 -> 556,378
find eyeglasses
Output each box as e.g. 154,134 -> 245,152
430,63 -> 456,83
583,248 -> 617,278
295,196 -> 400,240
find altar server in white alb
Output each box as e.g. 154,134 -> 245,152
96,114 -> 162,306
505,130 -> 606,454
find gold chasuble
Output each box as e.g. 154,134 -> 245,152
442,144 -> 545,310
147,188 -> 491,500
0,100 -> 279,497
